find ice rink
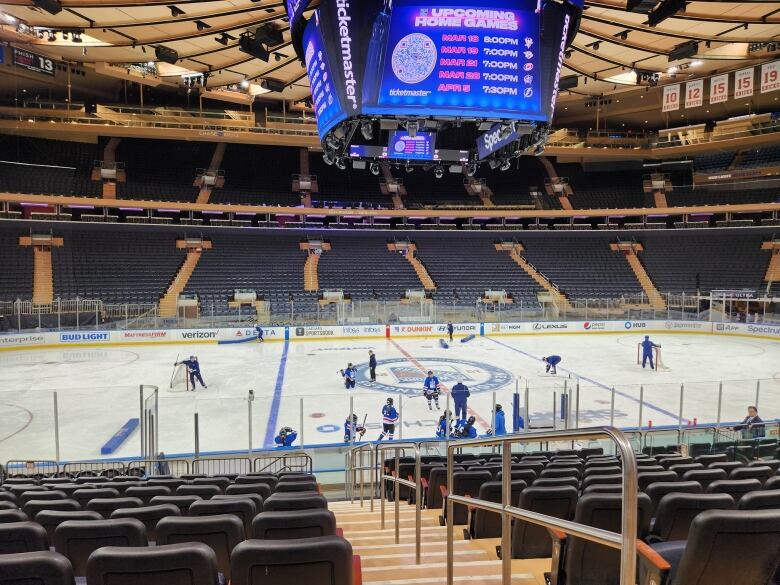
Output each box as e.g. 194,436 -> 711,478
1,331 -> 779,462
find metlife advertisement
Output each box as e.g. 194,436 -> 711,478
303,10 -> 348,138
362,0 -> 543,119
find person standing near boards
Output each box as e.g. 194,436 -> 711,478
369,350 -> 377,382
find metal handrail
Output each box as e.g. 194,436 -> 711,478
445,427 -> 638,585
346,442 -> 375,508
376,442 -> 422,564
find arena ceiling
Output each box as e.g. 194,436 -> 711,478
1,0 -> 780,112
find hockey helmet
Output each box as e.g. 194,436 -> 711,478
427,370 -> 433,375
495,404 -> 503,412
386,397 -> 394,406
467,416 -> 476,425
351,414 -> 358,422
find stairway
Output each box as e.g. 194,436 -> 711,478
159,250 -> 202,317
329,498 -> 547,584
763,246 -> 780,288
398,246 -> 436,291
624,252 -> 667,310
304,252 -> 320,292
32,246 -> 54,305
507,249 -> 572,310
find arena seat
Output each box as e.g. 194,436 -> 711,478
641,509 -> 780,585
251,509 -> 338,540
583,466 -> 622,477
0,510 -> 28,524
73,488 -> 120,509
53,518 -> 148,576
0,502 -> 18,511
510,486 -> 578,559
85,542 -> 218,585
764,476 -> 780,490
644,481 -> 703,514
235,475 -> 278,490
539,467 -> 581,480
583,485 -> 624,494
274,481 -> 319,493
149,495 -> 202,515
230,536 -> 355,585
532,477 -> 579,489
0,521 -> 49,554
647,493 -> 735,543
125,486 -> 172,505
22,500 -> 80,518
225,483 -> 272,500
681,469 -> 727,490
189,499 -> 257,537
34,510 -> 102,540
263,493 -> 328,512
582,474 -> 623,489
177,485 -> 221,499
637,472 -> 678,491
737,489 -> 780,511
18,490 -> 67,506
468,480 -> 527,539
85,497 -> 143,519
0,550 -> 76,585
110,504 -> 181,540
157,515 -> 244,581
440,470 -> 492,526
192,477 -> 231,492
705,479 -> 762,504
668,463 -> 704,478
146,479 -> 187,490
729,465 -> 775,484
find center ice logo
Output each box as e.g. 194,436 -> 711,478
356,357 -> 513,397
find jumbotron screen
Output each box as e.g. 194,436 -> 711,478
291,0 -> 581,163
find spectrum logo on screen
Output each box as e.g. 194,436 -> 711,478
414,8 -> 519,31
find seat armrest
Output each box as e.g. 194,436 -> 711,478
636,539 -> 671,585
546,528 -> 568,585
336,527 -> 344,537
353,555 -> 363,585
439,485 -> 449,498
421,478 -> 429,490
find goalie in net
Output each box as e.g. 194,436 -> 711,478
637,336 -> 665,371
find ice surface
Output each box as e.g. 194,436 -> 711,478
1,332 -> 778,462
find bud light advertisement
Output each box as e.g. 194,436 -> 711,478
362,0 -> 543,119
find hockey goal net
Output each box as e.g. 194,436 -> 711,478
636,344 -> 668,371
169,362 -> 191,392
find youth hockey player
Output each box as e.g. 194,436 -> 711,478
274,426 -> 297,447
341,363 -> 356,389
436,410 -> 454,439
446,322 -> 454,342
457,416 -> 478,439
450,379 -> 470,426
254,324 -> 264,342
543,355 -> 562,375
378,398 -> 398,441
640,335 -> 661,369
486,404 -> 507,436
423,370 -> 441,411
176,355 -> 207,390
368,350 -> 377,382
344,414 -> 366,443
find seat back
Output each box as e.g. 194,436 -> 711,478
149,495 -> 202,516
449,471 -> 492,525
18,491 -> 67,506
729,466 -> 774,484
124,486 -> 171,505
251,509 -> 337,540
511,486 -> 578,559
644,481 -> 703,514
737,489 -> 780,511
225,483 -> 271,500
85,542 -> 218,585
672,509 -> 780,585
471,481 -> 526,539
73,488 -> 120,509
35,511 -> 102,541
176,485 -> 221,499
110,504 -> 181,540
263,493 -> 328,512
0,521 -> 48,554
157,514 -> 244,581
230,536 -> 352,585
650,493 -> 735,541
85,498 -> 143,519
274,481 -> 318,493
637,471 -> 678,491
562,493 -> 652,585
0,551 -> 75,585
190,499 -> 257,537
426,467 -> 451,509
53,518 -> 148,576
705,479 -> 762,504
680,469 -> 727,489
496,470 -> 536,485
22,500 -> 80,518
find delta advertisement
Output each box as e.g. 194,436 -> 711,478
1,320 -> 780,349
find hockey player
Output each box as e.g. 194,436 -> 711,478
378,398 -> 398,441
450,379 -> 470,427
176,356 -> 207,390
341,363 -> 356,390
640,335 -> 661,369
458,416 -> 478,439
446,322 -> 454,342
436,410 -> 453,439
368,350 -> 377,382
254,324 -> 264,342
542,355 -> 561,375
344,414 -> 366,443
274,426 -> 298,447
423,370 -> 441,411
486,404 -> 507,436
